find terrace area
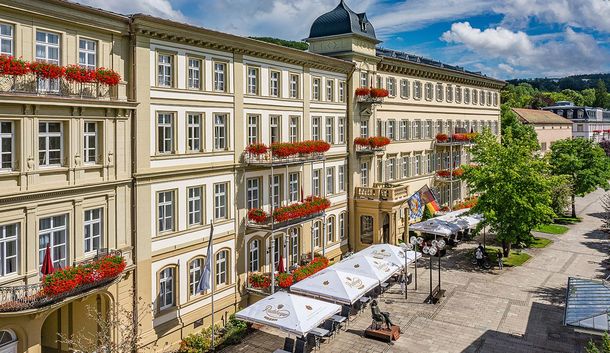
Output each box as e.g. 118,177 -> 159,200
355,183 -> 409,202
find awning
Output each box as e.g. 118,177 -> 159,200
410,208 -> 483,236
564,277 -> 610,334
357,244 -> 422,269
332,255 -> 400,283
235,291 -> 340,337
290,268 -> 378,304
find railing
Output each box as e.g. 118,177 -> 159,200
435,133 -> 477,146
0,250 -> 124,313
355,183 -> 409,202
356,96 -> 385,104
243,151 -> 325,166
0,74 -> 119,100
246,210 -> 324,231
355,144 -> 386,154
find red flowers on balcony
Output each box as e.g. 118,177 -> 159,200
354,136 -> 391,149
0,56 -> 29,76
65,65 -> 96,83
355,87 -> 388,101
94,67 -> 121,86
355,87 -> 371,96
245,143 -> 268,155
247,196 -> 331,224
29,61 -> 65,79
245,140 -> 330,159
276,272 -> 294,288
436,168 -> 464,178
293,257 -> 329,282
42,255 -> 126,296
436,132 -> 478,143
247,257 -> 329,290
248,273 -> 271,289
454,196 -> 478,210
436,133 -> 449,142
370,88 -> 389,98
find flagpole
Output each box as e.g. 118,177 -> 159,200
210,220 -> 215,352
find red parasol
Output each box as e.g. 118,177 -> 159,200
41,243 -> 54,276
277,256 -> 285,273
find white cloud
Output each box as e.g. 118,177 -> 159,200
498,63 -> 515,75
73,0 -> 186,21
495,0 -> 610,33
441,22 -> 608,76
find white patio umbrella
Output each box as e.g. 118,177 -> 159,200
356,243 -> 422,270
235,291 -> 340,337
290,268 -> 378,305
332,255 -> 401,283
409,218 -> 460,236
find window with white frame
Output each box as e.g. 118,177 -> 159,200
289,74 -> 299,98
480,90 -> 485,105
36,30 -> 60,92
159,267 -> 174,309
360,120 -> 369,138
249,240 -> 259,272
289,173 -> 299,202
157,191 -> 174,233
326,167 -> 334,195
84,208 -> 102,254
214,114 -> 227,150
377,159 -> 383,182
472,89 -> 478,105
493,92 -> 498,106
339,213 -> 346,240
39,122 -> 63,166
402,156 -> 410,178
387,77 -> 396,96
414,81 -> 422,99
387,120 -> 396,140
426,120 -> 433,139
387,158 -> 395,180
436,120 -> 443,134
339,81 -> 345,102
273,237 -> 280,269
312,117 -> 320,140
157,53 -> 173,87
412,120 -> 421,140
188,58 -> 202,89
189,258 -> 203,295
455,86 -> 462,103
436,83 -> 444,101
39,214 -> 67,269
270,115 -> 281,144
400,120 -> 409,140
338,165 -> 345,192
246,178 -> 260,209
0,223 -> 18,276
360,71 -> 368,87
214,183 -> 228,219
157,113 -> 173,154
446,85 -> 453,102
247,115 -> 259,145
487,91 -> 492,106
83,122 -> 98,164
216,250 -> 228,285
270,70 -> 280,97
0,23 -> 13,55
0,121 -> 13,170
326,79 -> 334,102
313,169 -> 321,196
78,39 -> 96,70
360,161 -> 368,186
425,82 -> 433,100
338,117 -> 345,144
464,88 -> 470,104
312,78 -> 320,100
289,116 -> 299,142
325,117 -> 334,144
214,62 -> 226,92
188,186 -> 203,226
400,79 -> 410,98
327,217 -> 335,243
270,174 -> 281,208
187,113 -> 202,152
376,75 -> 382,88
312,221 -> 321,248
247,67 -> 259,95
414,155 -> 421,175
289,228 -> 299,265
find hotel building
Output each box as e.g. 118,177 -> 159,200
0,0 -> 503,352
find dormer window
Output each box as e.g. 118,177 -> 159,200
360,21 -> 366,31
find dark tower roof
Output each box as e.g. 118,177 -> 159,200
307,0 -> 378,42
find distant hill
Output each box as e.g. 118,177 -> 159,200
249,37 -> 309,51
507,73 -> 610,92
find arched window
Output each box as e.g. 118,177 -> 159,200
215,250 -> 229,286
0,330 -> 17,352
312,221 -> 321,248
159,267 -> 175,310
327,216 -> 335,243
289,228 -> 300,266
339,213 -> 346,241
249,239 -> 259,272
188,258 -> 204,297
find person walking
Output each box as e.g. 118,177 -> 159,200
475,247 -> 484,268
399,273 -> 406,295
497,249 -> 504,270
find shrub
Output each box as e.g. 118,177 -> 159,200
179,315 -> 248,353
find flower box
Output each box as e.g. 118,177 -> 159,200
436,133 -> 448,142
248,273 -> 271,289
454,196 -> 478,210
247,209 -> 268,223
275,272 -> 294,288
370,88 -> 389,98
248,196 -> 331,225
355,87 -> 371,96
64,64 -> 96,83
94,67 -> 121,86
29,61 -> 65,80
292,257 -> 329,282
354,136 -> 391,149
0,55 -> 29,76
245,143 -> 268,155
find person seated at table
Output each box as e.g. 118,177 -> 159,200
370,300 -> 394,330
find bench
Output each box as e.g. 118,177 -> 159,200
426,285 -> 445,304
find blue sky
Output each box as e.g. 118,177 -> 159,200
75,0 -> 610,79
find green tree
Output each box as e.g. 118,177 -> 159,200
461,131 -> 555,256
550,138 -> 610,217
582,88 -> 596,106
500,106 -> 540,151
585,332 -> 610,353
549,174 -> 572,217
594,79 -> 609,108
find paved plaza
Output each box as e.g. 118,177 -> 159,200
226,189 -> 609,353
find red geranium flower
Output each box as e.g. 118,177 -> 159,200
246,143 -> 268,155
64,64 -> 96,83
0,55 -> 29,76
370,88 -> 389,98
355,87 -> 370,96
94,67 -> 121,86
29,61 -> 65,79
436,133 -> 449,142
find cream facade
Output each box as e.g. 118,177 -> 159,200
0,1 -> 135,353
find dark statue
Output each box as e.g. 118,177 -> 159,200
370,299 -> 394,330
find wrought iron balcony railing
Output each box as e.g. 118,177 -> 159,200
0,75 -> 120,100
243,151 -> 325,167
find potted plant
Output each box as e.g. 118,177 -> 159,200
245,143 -> 268,155
355,87 -> 370,96
436,133 -> 449,142
0,55 -> 29,76
247,209 -> 268,224
94,67 -> 121,86
248,273 -> 271,288
369,136 -> 391,148
64,64 -> 96,83
369,88 -> 389,98
29,61 -> 65,80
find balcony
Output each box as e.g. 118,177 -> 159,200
435,133 -> 477,147
246,197 -> 330,232
354,137 -> 390,156
435,169 -> 464,182
0,75 -> 120,100
0,250 -> 125,313
355,87 -> 388,105
243,141 -> 329,167
355,183 -> 409,202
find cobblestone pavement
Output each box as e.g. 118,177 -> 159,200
227,189 -> 609,353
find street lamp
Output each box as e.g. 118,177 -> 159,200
422,239 -> 446,304
409,236 -> 424,290
399,242 -> 413,299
